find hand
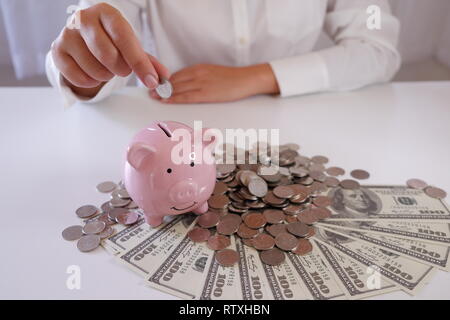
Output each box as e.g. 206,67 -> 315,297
51,3 -> 169,97
149,63 -> 279,104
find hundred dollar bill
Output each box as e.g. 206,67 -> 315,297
146,235 -> 217,299
318,220 -> 450,246
105,214 -> 196,255
201,237 -> 271,300
324,185 -> 450,222
318,225 -> 450,271
260,252 -> 311,300
201,237 -> 347,300
313,227 -> 435,295
117,215 -> 196,277
146,234 -> 281,300
103,218 -> 146,255
286,249 -> 348,300
312,240 -> 399,299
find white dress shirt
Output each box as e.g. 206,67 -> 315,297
46,0 -> 401,107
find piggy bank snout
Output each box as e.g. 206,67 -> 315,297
169,180 -> 199,204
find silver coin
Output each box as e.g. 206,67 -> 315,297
117,189 -> 130,199
155,77 -> 173,99
248,178 -> 268,197
284,143 -> 300,151
101,201 -> 113,213
110,189 -> 121,199
75,205 -> 98,219
116,211 -> 140,225
98,226 -> 115,239
110,197 -> 131,208
126,200 -> 138,209
278,167 -> 291,176
96,181 -> 117,193
62,225 -> 83,241
289,167 -> 308,178
82,220 -> 106,234
108,208 -> 128,221
77,235 -> 101,252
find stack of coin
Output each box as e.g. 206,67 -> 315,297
62,182 -> 142,252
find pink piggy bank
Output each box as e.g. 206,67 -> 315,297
124,121 -> 216,226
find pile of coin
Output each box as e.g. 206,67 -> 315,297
185,143 -> 375,266
62,181 -> 141,252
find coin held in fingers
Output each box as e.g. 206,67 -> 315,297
155,77 -> 173,99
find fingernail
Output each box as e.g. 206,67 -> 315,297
144,74 -> 159,89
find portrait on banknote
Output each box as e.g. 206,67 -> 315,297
315,227 -> 355,245
328,187 -> 382,219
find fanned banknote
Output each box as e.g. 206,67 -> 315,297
318,225 -> 450,271
323,185 -> 450,222
312,240 -> 399,299
318,220 -> 450,246
312,227 -> 435,295
95,184 -> 450,300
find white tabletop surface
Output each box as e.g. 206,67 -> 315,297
1,82 -> 449,300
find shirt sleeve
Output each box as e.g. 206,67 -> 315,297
269,0 -> 401,97
46,0 -> 144,108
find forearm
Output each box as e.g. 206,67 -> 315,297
241,63 -> 280,96
318,39 -> 401,92
268,0 -> 400,98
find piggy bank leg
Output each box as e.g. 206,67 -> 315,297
192,201 -> 208,215
144,214 -> 164,227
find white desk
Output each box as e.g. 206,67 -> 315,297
1,83 -> 449,299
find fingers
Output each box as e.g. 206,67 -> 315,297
148,54 -> 171,80
52,45 -> 101,88
53,3 -> 171,90
149,77 -> 201,103
64,30 -> 114,82
170,67 -> 197,84
99,8 -> 159,88
171,80 -> 200,95
148,89 -> 161,100
78,18 -> 131,77
163,90 -> 204,104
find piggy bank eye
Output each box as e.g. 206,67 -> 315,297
167,168 -> 172,173
190,162 -> 195,167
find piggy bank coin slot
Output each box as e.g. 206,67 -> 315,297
157,122 -> 172,138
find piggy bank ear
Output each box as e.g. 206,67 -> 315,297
127,142 -> 155,171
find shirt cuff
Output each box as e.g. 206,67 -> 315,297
45,51 -> 130,108
269,52 -> 329,97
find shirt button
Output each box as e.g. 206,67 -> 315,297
239,37 -> 247,45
